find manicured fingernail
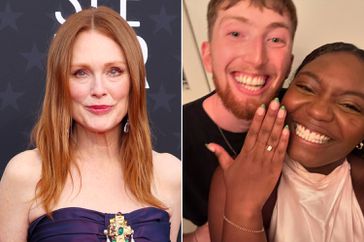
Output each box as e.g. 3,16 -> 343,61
280,105 -> 286,110
257,104 -> 266,115
270,98 -> 280,110
278,108 -> 286,118
283,125 -> 290,135
205,143 -> 215,153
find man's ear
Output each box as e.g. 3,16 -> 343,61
201,41 -> 212,73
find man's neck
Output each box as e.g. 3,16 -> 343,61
202,93 -> 251,133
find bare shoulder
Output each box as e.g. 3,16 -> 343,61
2,149 -> 41,186
152,150 -> 181,185
1,149 -> 42,201
152,151 -> 181,242
151,151 -> 181,205
0,149 -> 42,240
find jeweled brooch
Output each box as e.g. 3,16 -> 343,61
104,212 -> 134,242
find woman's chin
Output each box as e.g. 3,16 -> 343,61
76,123 -> 121,135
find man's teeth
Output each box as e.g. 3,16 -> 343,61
295,124 -> 330,144
235,75 -> 265,90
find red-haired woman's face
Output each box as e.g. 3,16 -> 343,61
283,52 -> 364,168
69,30 -> 130,133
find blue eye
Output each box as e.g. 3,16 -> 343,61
108,67 -> 123,77
73,69 -> 88,78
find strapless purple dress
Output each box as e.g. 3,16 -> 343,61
27,207 -> 170,242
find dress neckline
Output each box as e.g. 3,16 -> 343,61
29,206 -> 169,227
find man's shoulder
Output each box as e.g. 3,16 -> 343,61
183,92 -> 219,146
184,91 -> 214,113
183,92 -> 216,128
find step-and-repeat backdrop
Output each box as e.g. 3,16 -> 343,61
0,0 -> 181,177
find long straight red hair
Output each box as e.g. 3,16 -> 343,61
32,6 -> 164,214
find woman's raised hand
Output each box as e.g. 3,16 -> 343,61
207,98 -> 290,214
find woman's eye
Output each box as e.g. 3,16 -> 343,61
341,103 -> 361,113
296,84 -> 313,93
73,69 -> 87,78
108,67 -> 123,77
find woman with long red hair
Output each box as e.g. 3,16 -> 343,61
0,6 -> 180,242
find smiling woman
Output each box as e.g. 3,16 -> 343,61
271,43 -> 364,242
69,31 -> 130,133
0,6 -> 180,242
284,46 -> 364,170
208,42 -> 364,242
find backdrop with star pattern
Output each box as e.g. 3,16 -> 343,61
0,0 -> 181,177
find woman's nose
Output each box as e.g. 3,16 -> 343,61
90,75 -> 107,98
306,98 -> 334,122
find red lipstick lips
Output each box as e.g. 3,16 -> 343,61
86,105 -> 113,115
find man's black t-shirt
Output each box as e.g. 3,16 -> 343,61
183,92 -> 246,226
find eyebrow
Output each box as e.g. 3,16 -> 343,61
71,61 -> 127,67
296,71 -> 321,83
297,71 -> 364,99
219,15 -> 291,32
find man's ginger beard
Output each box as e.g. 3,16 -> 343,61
213,74 -> 261,120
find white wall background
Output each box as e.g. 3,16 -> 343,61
182,0 -> 364,232
183,0 -> 364,104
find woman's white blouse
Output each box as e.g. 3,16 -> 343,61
269,157 -> 364,242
